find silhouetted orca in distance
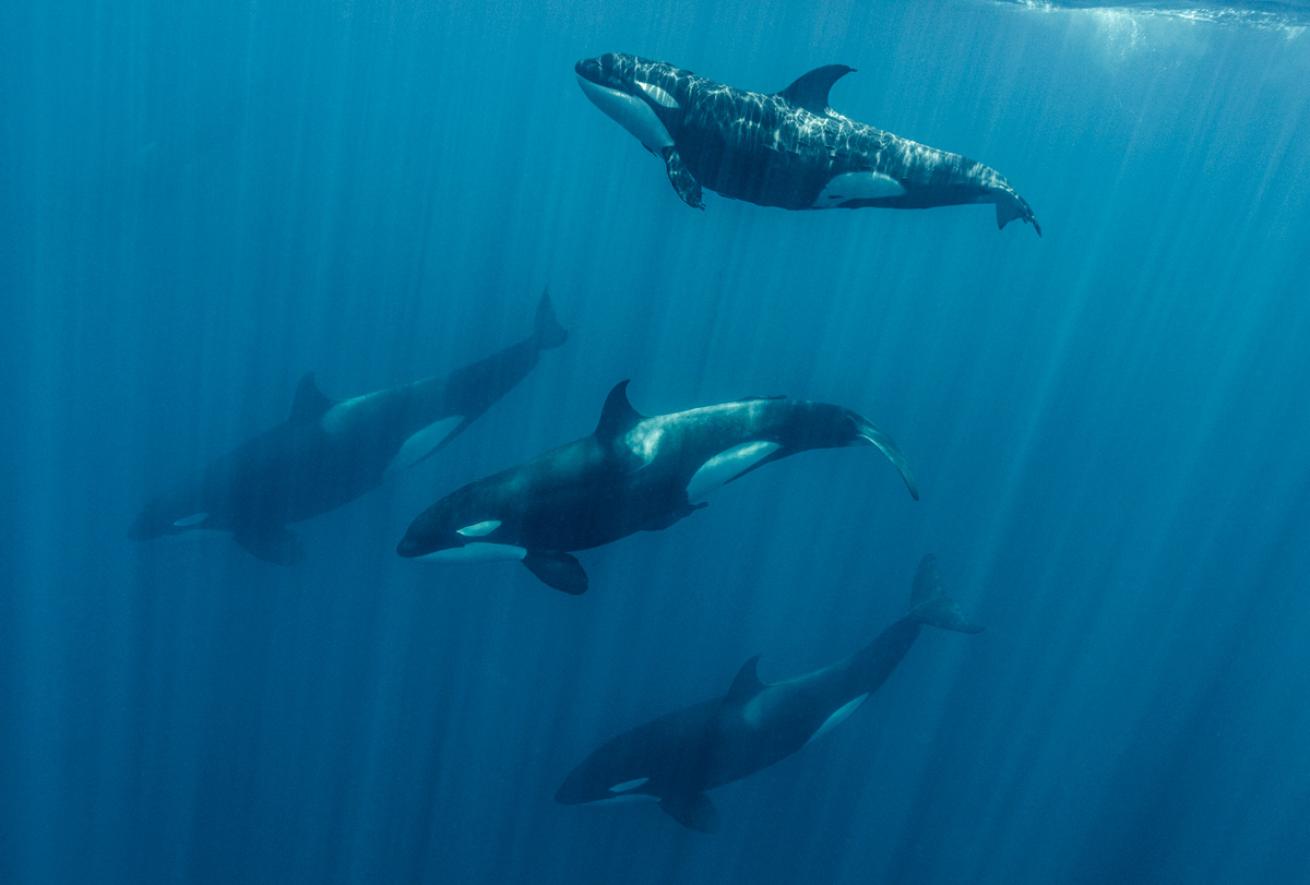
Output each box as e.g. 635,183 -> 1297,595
396,380 -> 917,594
575,52 -> 1041,235
555,555 -> 982,832
129,290 -> 568,564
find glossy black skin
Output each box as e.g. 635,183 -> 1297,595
129,294 -> 565,562
576,52 -> 1040,233
397,389 -> 909,559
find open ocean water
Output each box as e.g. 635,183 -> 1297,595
3,1 -> 1309,883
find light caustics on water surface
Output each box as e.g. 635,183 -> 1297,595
995,0 -> 1310,31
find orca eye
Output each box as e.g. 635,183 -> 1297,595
636,80 -> 679,110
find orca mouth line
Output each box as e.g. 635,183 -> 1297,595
574,59 -> 606,87
395,536 -> 427,558
574,58 -> 628,93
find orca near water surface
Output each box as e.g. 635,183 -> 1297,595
576,52 -> 1040,234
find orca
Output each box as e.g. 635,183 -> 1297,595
575,53 -> 1041,235
555,555 -> 983,832
128,290 -> 568,564
395,380 -> 918,594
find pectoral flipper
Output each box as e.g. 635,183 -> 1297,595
663,147 -> 704,209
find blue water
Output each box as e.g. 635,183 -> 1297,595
4,2 -> 1309,883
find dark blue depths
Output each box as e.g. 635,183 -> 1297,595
3,1 -> 1309,883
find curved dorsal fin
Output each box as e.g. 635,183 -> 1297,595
724,655 -> 765,705
290,372 -> 333,423
595,380 -> 645,438
777,64 -> 856,114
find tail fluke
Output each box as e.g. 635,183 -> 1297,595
852,414 -> 920,501
907,555 -> 984,634
534,288 -> 569,349
995,189 -> 1042,237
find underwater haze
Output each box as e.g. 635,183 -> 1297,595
4,1 -> 1310,883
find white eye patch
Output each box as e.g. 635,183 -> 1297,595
635,80 -> 679,109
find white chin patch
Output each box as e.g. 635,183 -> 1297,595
417,542 -> 527,563
813,171 -> 906,207
609,776 -> 650,794
386,416 -> 464,475
172,512 -> 210,528
162,528 -> 227,543
577,75 -> 674,151
805,693 -> 869,747
456,519 -> 501,538
686,441 -> 781,502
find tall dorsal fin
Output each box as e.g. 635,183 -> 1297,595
777,64 -> 856,114
289,372 -> 333,423
724,655 -> 765,705
595,380 -> 645,438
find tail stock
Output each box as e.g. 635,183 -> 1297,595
995,188 -> 1042,237
534,288 -> 569,349
851,413 -> 920,501
907,555 -> 984,634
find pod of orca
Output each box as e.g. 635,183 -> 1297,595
131,291 -> 568,564
132,51 -> 1023,832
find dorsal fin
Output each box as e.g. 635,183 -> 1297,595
777,64 -> 855,114
289,372 -> 333,423
724,655 -> 765,705
595,380 -> 645,438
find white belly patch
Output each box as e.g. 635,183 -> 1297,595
686,441 -> 781,502
418,542 -> 527,563
386,416 -> 464,475
587,793 -> 658,806
805,694 -> 869,747
609,777 -> 650,794
813,172 -> 905,207
577,76 -> 674,151
172,512 -> 210,528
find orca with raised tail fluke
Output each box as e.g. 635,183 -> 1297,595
395,380 -> 917,594
129,289 -> 568,564
575,52 -> 1041,235
555,555 -> 983,831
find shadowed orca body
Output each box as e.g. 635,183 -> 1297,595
396,381 -> 917,594
576,52 -> 1040,234
555,555 -> 982,832
129,291 -> 568,564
